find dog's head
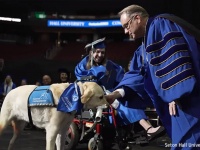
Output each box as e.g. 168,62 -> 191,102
77,81 -> 109,109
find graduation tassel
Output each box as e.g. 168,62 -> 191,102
90,45 -> 94,66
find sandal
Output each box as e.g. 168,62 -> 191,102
146,126 -> 166,141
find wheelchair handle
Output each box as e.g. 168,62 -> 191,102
95,104 -> 107,122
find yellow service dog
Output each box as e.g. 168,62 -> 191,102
0,81 -> 108,150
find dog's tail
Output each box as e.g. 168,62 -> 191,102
0,115 -> 9,137
0,94 -> 13,136
0,111 -> 10,136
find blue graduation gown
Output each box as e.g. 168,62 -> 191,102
144,14 -> 200,149
75,56 -> 124,91
75,55 -> 147,125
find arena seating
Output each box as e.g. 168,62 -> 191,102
53,41 -> 139,62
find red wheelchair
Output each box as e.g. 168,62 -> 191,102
64,77 -> 150,150
65,104 -> 150,150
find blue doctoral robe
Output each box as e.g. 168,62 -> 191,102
75,55 -> 147,125
143,14 -> 200,149
116,45 -> 172,135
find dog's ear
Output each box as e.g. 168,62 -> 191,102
81,84 -> 94,104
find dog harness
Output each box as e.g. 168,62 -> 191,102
27,86 -> 55,126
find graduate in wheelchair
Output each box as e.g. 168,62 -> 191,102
66,37 -> 165,150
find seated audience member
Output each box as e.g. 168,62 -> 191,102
42,74 -> 52,85
35,80 -> 42,86
20,78 -> 28,86
58,68 -> 71,83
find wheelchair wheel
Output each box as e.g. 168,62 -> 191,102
65,122 -> 80,150
88,137 -> 103,150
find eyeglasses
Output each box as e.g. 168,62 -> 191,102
122,15 -> 136,29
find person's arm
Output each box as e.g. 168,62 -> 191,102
105,88 -> 124,108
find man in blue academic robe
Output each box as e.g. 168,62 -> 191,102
106,4 -> 200,149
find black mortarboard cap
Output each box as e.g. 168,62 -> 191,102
85,37 -> 106,52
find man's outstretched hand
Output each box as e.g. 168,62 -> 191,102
105,91 -> 122,104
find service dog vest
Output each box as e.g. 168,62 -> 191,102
28,86 -> 55,106
57,83 -> 82,113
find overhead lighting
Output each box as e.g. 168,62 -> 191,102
0,17 -> 21,22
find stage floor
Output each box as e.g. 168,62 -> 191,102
0,125 -> 171,150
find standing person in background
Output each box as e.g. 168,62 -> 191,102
0,74 -> 16,109
58,68 -> 71,83
0,75 -> 16,99
106,4 -> 200,148
42,74 -> 52,85
75,37 -> 165,141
